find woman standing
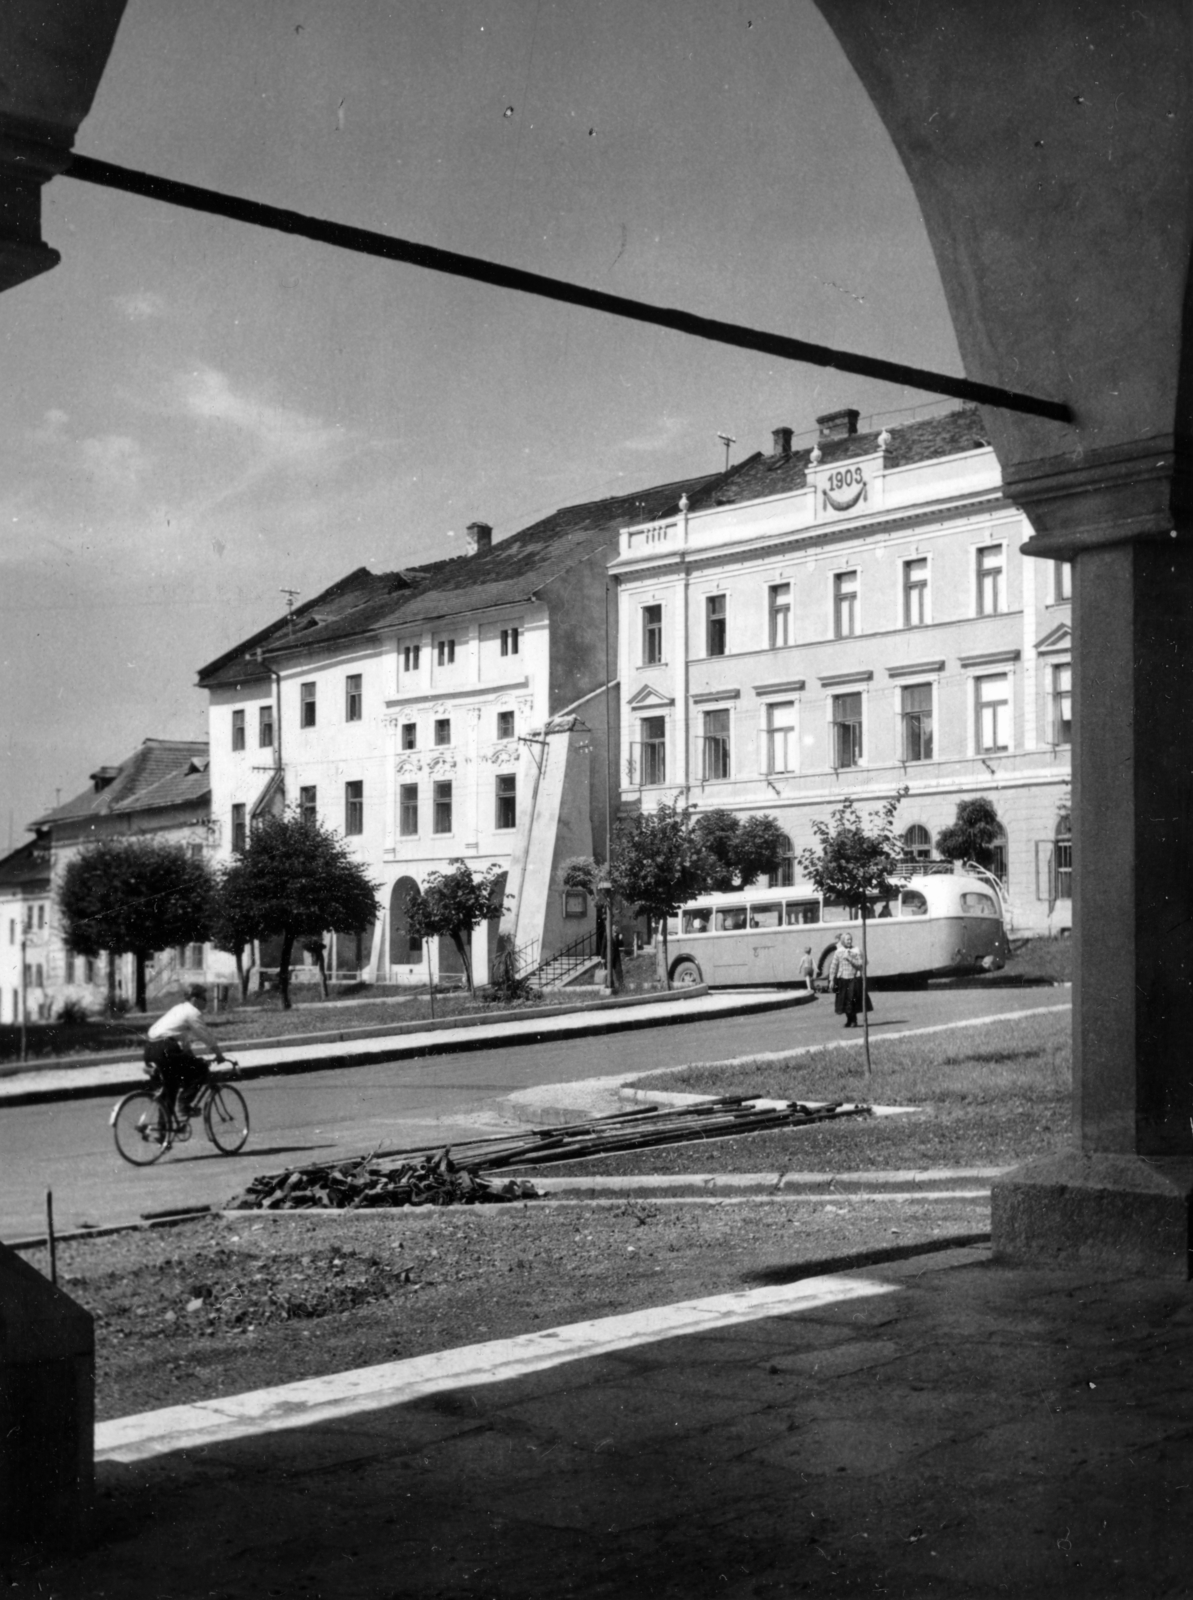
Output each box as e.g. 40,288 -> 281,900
827,931 -> 871,1029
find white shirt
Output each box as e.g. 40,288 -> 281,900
147,1001 -> 219,1050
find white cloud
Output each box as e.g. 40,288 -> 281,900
178,366 -> 351,466
115,290 -> 167,321
79,434 -> 150,493
28,408 -> 69,446
622,414 -> 687,453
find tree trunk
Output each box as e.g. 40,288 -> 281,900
106,951 -> 117,1013
859,905 -> 872,1079
234,946 -> 248,1002
453,932 -> 474,995
134,952 -> 147,1013
661,917 -> 670,990
277,930 -> 294,1010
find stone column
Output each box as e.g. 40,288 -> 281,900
991,448 -> 1193,1277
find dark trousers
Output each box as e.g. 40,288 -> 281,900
143,1039 -> 207,1120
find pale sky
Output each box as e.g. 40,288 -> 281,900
0,0 -> 961,841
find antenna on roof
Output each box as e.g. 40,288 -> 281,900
280,587 -> 300,633
716,431 -> 736,472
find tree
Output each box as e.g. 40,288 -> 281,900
209,859 -> 261,1001
212,811 -> 379,1009
691,809 -> 787,892
406,860 -> 508,995
798,789 -> 908,1077
58,839 -> 214,1013
935,797 -> 1003,870
608,804 -> 710,988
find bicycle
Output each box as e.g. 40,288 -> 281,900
111,1060 -> 249,1166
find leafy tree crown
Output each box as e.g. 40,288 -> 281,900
797,789 -> 908,911
59,839 -> 213,957
934,796 -> 1003,869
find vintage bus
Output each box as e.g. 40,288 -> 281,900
663,864 -> 1010,988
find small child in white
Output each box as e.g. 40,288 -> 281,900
797,947 -> 815,992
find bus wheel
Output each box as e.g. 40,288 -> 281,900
671,958 -> 703,988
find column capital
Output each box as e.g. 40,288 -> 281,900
1007,435 -> 1192,559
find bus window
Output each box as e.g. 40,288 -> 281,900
900,890 -> 929,917
960,891 -> 998,916
874,896 -> 894,919
785,900 -> 820,925
715,906 -> 748,932
822,901 -> 856,923
749,904 -> 782,929
682,908 -> 711,934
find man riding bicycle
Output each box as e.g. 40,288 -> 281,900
143,982 -> 228,1121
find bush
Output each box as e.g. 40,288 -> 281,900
107,994 -> 131,1017
57,998 -> 90,1025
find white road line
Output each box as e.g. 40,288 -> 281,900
95,1274 -> 897,1464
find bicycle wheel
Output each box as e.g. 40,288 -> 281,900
204,1084 -> 249,1154
112,1091 -> 171,1166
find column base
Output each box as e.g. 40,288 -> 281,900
991,1152 -> 1193,1279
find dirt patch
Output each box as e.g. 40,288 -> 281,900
33,1199 -> 985,1422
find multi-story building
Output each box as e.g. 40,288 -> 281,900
27,739 -> 213,1012
198,473 -> 717,988
0,831 -> 51,1024
610,406 -> 1072,936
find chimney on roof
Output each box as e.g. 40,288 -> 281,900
90,766 -> 119,794
771,425 -> 793,458
815,408 -> 860,441
465,521 -> 492,556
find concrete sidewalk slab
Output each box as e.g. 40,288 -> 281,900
0,987 -> 812,1108
16,1246 -> 1191,1598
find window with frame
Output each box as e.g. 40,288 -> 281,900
1055,560 -> 1072,602
403,644 -> 421,672
768,583 -> 791,648
833,571 -> 858,638
300,681 -> 316,727
990,825 -> 1009,884
434,717 -> 451,746
496,710 -> 515,740
436,638 -> 456,667
433,780 -> 453,834
495,773 -> 517,829
976,673 -> 1010,753
701,708 -> 731,780
766,832 -> 795,889
902,823 -> 933,862
705,594 -> 727,657
900,683 -> 933,762
642,603 -> 663,665
1053,812 -> 1071,900
903,557 -> 928,628
231,709 -> 245,751
259,703 -> 274,748
765,701 -> 796,774
976,544 -> 1004,615
832,691 -> 863,768
1052,663 -> 1072,746
345,674 -> 362,721
345,780 -> 363,835
399,783 -> 419,836
638,715 -> 666,786
231,803 -> 247,853
401,721 -> 416,750
500,626 -> 520,657
299,785 -> 317,826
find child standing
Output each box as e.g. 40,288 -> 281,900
797,946 -> 816,992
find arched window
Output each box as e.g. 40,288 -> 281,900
389,877 -> 423,965
767,833 -> 795,888
902,824 -> 933,862
1053,813 -> 1071,901
990,824 -> 1008,884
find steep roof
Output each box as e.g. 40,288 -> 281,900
683,406 -> 990,512
30,739 -> 211,830
0,834 -> 50,892
199,471 -> 722,669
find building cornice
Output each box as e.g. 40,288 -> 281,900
886,659 -> 946,679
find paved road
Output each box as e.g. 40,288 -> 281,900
0,986 -> 1066,1241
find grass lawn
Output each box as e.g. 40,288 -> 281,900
514,1008 -> 1073,1176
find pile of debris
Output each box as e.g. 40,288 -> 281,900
230,1148 -> 540,1212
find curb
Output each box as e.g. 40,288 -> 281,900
0,988 -> 814,1109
